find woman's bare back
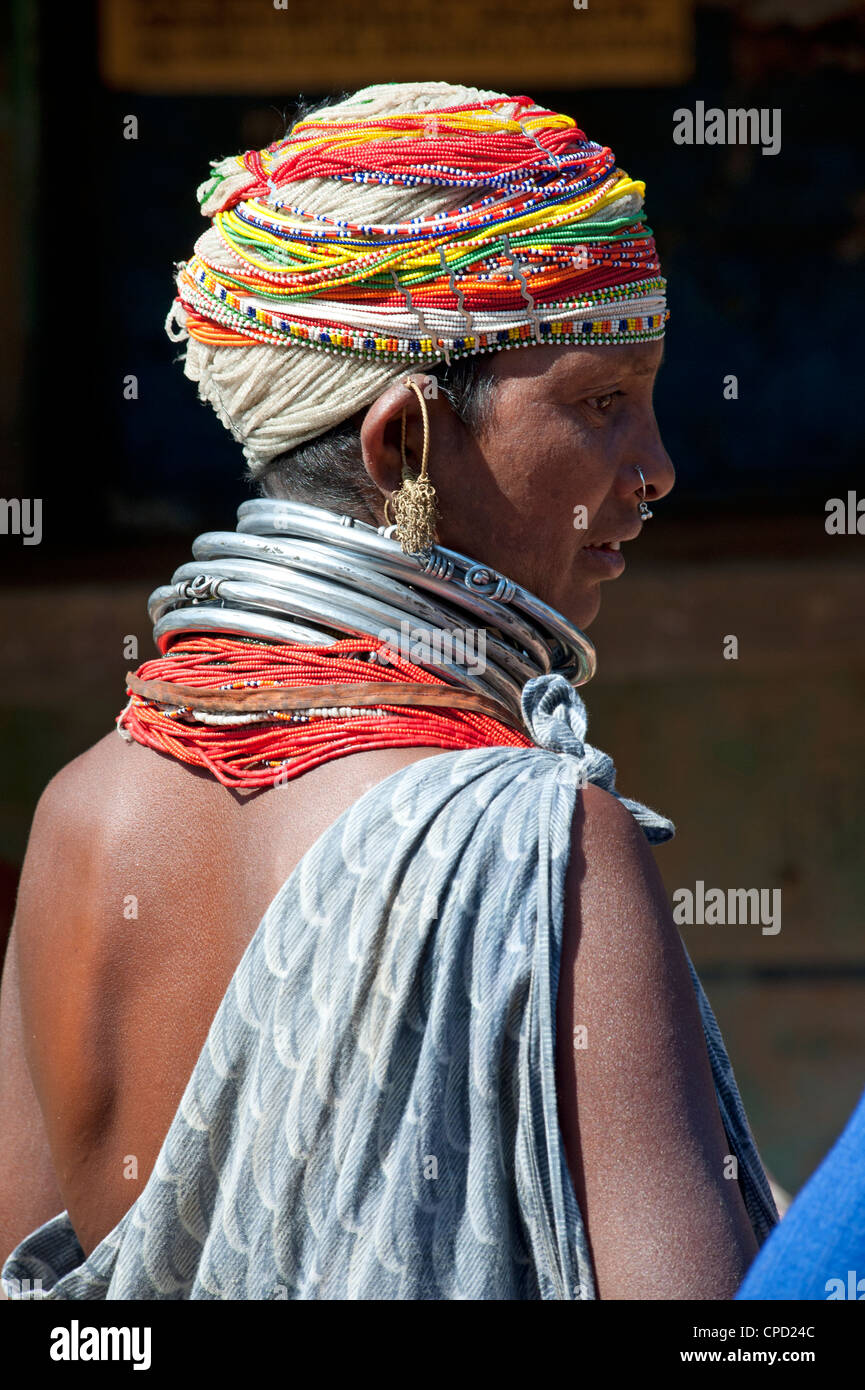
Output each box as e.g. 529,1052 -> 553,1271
1,734 -> 444,1256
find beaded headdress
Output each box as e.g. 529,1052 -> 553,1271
166,82 -> 667,475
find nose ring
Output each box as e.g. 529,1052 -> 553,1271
635,466 -> 653,520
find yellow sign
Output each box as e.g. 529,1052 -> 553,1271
100,0 -> 693,93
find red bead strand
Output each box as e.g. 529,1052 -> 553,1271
118,636 -> 532,789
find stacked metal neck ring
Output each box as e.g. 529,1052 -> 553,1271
147,499 -> 597,728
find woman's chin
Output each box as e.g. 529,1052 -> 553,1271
557,583 -> 603,632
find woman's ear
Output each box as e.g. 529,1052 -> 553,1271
360,372 -> 472,545
360,375 -> 444,505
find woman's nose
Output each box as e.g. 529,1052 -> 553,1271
626,424 -> 675,507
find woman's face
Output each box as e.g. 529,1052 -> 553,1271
428,339 -> 674,630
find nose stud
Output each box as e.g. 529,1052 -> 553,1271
635,466 -> 653,520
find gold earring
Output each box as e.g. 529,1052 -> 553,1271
385,378 -> 439,554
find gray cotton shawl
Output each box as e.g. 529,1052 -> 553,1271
2,674 -> 778,1300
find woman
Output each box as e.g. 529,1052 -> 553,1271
0,81 -> 777,1300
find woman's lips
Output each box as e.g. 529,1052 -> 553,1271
578,541 -> 626,577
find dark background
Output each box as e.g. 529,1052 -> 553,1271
1,0 -> 863,1197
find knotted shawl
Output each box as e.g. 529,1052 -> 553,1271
2,676 -> 777,1300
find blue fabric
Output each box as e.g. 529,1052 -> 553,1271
737,1084 -> 865,1301
2,674 -> 778,1300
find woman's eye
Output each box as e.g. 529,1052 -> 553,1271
586,391 -> 622,412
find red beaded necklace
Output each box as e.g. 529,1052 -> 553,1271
118,636 -> 532,790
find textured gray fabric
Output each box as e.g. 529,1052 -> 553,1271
2,675 -> 778,1300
